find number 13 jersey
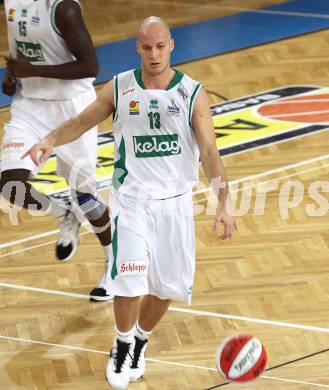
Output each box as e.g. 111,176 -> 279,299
112,69 -> 203,200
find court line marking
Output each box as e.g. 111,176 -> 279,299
1,281 -> 329,335
0,221 -> 90,250
219,126 -> 329,160
0,240 -> 58,259
1,150 -> 329,252
260,375 -> 329,388
132,0 -> 329,20
193,151 -> 329,196
0,282 -> 90,299
269,99 -> 329,104
0,229 -> 59,250
0,334 -> 327,388
269,109 -> 329,118
0,231 -> 91,259
169,306 -> 329,334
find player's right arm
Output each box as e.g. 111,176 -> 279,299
23,80 -> 115,166
2,72 -> 16,96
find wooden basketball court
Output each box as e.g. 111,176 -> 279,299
1,0 -> 329,388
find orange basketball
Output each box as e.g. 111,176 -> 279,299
216,334 -> 267,383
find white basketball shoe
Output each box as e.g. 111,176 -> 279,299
56,208 -> 80,261
106,338 -> 134,389
89,257 -> 114,301
129,336 -> 148,382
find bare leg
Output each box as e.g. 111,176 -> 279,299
114,296 -> 141,331
0,169 -> 50,211
87,208 -> 111,246
138,294 -> 170,332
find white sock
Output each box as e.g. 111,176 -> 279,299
115,325 -> 135,344
49,198 -> 69,218
99,254 -> 112,288
102,244 -> 112,259
135,322 -> 151,341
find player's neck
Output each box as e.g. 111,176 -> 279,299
141,67 -> 176,90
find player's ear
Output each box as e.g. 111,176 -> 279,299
169,38 -> 174,52
136,40 -> 141,55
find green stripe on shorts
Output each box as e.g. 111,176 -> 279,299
111,215 -> 119,279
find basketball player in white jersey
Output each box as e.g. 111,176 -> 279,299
0,0 -> 113,301
25,16 -> 237,389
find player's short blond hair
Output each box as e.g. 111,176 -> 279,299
137,16 -> 171,40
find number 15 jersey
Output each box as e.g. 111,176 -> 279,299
4,0 -> 94,100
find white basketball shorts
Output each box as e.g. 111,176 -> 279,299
1,88 -> 97,193
108,190 -> 196,304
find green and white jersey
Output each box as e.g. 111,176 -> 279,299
4,0 -> 94,100
112,69 -> 203,199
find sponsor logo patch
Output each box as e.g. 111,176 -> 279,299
129,100 -> 139,115
119,260 -> 147,277
177,85 -> 189,101
8,8 -> 15,22
133,134 -> 181,158
167,99 -> 180,116
149,99 -> 159,110
31,15 -> 40,25
16,40 -> 45,62
122,87 -> 135,97
1,138 -> 25,154
31,11 -> 40,26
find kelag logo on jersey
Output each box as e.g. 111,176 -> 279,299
15,40 -> 45,62
133,134 -> 181,158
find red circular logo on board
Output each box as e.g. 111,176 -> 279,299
258,94 -> 329,123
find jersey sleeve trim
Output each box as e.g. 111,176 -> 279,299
113,75 -> 119,122
134,69 -> 144,89
167,70 -> 184,90
189,83 -> 203,128
51,0 -> 82,38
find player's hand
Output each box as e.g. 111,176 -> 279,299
2,72 -> 16,96
5,48 -> 36,78
212,203 -> 237,240
21,137 -> 54,166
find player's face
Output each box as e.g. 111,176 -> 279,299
136,25 -> 174,76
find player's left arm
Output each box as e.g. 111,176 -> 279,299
192,87 -> 237,240
6,0 -> 98,79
